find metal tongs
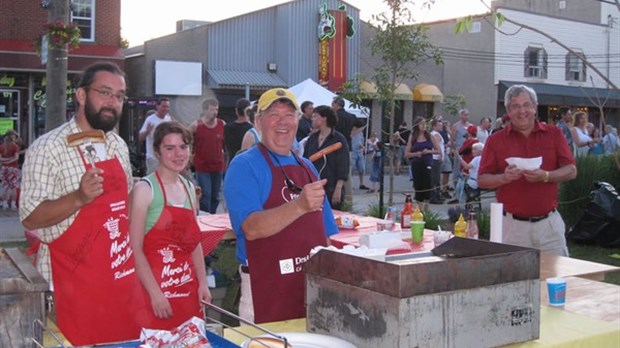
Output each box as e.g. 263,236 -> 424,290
201,301 -> 290,347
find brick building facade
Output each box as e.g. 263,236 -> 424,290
0,0 -> 124,145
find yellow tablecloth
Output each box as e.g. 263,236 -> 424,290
225,307 -> 620,347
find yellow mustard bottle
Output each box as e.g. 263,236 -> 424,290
454,213 -> 467,238
412,205 -> 424,222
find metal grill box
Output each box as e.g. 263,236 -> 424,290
0,248 -> 49,347
305,238 -> 540,348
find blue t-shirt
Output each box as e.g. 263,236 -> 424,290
223,145 -> 338,265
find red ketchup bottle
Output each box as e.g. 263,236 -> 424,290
401,194 -> 413,229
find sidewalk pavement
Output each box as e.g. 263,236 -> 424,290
0,173 -> 496,243
0,208 -> 23,242
347,172 -> 496,218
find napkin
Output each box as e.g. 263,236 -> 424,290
505,156 -> 542,170
310,245 -> 389,261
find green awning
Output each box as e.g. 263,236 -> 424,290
498,81 -> 620,107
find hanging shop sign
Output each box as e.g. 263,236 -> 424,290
317,3 -> 355,92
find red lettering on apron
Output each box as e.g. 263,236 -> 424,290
139,172 -> 203,329
50,153 -> 141,346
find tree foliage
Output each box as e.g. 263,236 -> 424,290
358,0 -> 442,206
442,94 -> 467,117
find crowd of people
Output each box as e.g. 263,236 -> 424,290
11,60 -> 619,345
563,110 -> 620,156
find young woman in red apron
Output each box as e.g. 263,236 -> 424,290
50,149 -> 142,346
130,122 -> 211,330
245,144 -> 328,324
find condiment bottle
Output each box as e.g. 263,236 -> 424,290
401,195 -> 413,229
412,204 -> 424,222
384,207 -> 395,231
454,213 -> 467,238
466,211 -> 479,239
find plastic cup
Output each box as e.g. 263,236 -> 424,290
411,221 -> 425,243
546,277 -> 567,307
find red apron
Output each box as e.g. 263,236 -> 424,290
140,172 -> 203,329
246,145 -> 327,324
49,153 -> 141,346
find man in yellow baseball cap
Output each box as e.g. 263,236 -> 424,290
223,88 -> 338,324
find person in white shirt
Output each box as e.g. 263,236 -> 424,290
603,125 -> 620,154
139,97 -> 173,174
476,117 -> 492,144
429,118 -> 444,204
466,142 -> 484,190
570,111 -> 593,157
464,142 -> 484,211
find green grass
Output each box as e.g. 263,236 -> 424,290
567,240 -> 620,285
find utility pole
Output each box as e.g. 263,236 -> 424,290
44,0 -> 70,132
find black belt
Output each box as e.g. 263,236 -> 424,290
503,209 -> 556,223
240,265 -> 249,274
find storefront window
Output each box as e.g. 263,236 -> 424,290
32,74 -> 77,139
72,0 -> 95,42
0,90 -> 20,135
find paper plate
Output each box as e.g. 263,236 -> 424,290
242,332 -> 357,348
505,156 -> 542,170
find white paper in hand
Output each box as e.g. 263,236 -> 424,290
505,156 -> 542,170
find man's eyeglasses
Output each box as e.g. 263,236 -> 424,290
88,87 -> 127,103
508,102 -> 534,111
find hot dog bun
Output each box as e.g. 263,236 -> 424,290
66,130 -> 105,146
246,337 -> 293,348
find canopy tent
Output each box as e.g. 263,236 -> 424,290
288,78 -> 369,118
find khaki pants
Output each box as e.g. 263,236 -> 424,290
503,210 -> 569,256
239,266 -> 255,324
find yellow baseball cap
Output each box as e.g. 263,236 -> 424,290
257,88 -> 299,112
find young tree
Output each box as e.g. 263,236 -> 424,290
442,94 -> 467,119
365,0 -> 442,207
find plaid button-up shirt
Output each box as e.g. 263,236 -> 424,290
19,118 -> 133,283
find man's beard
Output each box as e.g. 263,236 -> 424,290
85,100 -> 120,132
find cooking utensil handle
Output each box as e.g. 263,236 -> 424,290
32,318 -> 67,348
201,300 -> 289,345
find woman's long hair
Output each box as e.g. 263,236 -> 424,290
410,116 -> 431,142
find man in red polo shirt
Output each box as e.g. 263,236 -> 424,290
478,84 -> 576,256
